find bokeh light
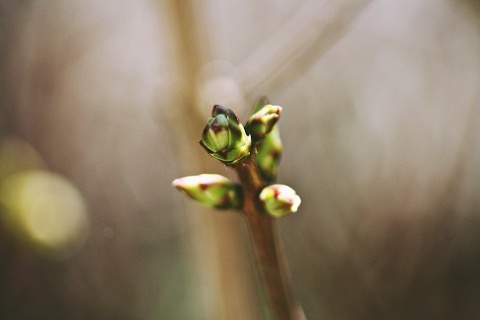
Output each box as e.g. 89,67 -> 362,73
0,136 -> 46,180
0,137 -> 90,259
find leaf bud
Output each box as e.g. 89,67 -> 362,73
172,174 -> 243,209
245,104 -> 282,142
259,184 -> 301,218
200,105 -> 251,164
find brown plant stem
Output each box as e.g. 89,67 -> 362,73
233,155 -> 305,320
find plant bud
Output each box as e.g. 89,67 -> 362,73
172,174 -> 243,209
255,125 -> 283,182
259,184 -> 301,218
200,105 -> 251,164
245,104 -> 282,142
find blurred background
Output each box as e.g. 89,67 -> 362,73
1,0 -> 480,319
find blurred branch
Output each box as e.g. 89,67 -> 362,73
233,0 -> 373,100
164,1 -> 262,319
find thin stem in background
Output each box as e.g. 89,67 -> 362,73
165,1 -> 261,318
233,0 -> 373,101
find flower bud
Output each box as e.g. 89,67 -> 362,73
200,105 -> 251,164
255,125 -> 283,182
245,104 -> 282,142
172,174 -> 243,209
259,184 -> 301,218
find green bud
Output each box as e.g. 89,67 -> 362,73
245,104 -> 282,142
255,125 -> 282,182
259,184 -> 301,218
172,174 -> 243,209
249,97 -> 283,181
200,105 -> 251,164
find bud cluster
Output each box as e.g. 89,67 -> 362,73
173,98 -> 301,218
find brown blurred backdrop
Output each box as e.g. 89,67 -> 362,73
1,0 -> 480,319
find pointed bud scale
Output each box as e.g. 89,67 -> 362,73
251,96 -> 271,114
200,105 -> 251,164
245,104 -> 282,142
172,174 -> 243,209
259,184 -> 301,218
255,125 -> 283,182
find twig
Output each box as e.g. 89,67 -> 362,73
234,156 -> 305,320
